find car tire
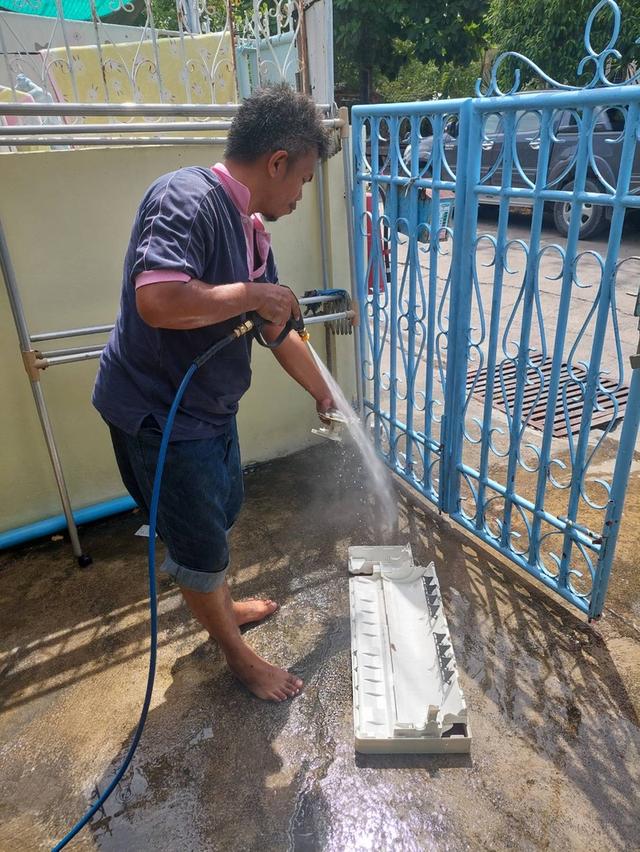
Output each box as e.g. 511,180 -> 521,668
553,179 -> 606,240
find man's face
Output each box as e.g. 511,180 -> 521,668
262,148 -> 318,222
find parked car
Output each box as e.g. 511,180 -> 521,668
402,107 -> 640,240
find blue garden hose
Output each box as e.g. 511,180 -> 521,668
52,312 -> 303,850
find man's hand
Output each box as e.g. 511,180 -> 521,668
316,396 -> 336,424
255,284 -> 301,326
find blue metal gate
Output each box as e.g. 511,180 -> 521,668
351,0 -> 640,619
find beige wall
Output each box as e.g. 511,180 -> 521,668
0,144 -> 356,533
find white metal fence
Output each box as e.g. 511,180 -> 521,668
0,0 -> 334,146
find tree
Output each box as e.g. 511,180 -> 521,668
378,56 -> 480,103
149,0 -> 232,33
333,0 -> 488,102
487,0 -> 640,90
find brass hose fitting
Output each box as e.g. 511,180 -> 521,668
232,319 -> 256,338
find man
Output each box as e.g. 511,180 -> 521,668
93,84 -> 334,702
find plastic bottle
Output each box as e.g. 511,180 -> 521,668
15,73 -> 61,124
15,73 -> 68,147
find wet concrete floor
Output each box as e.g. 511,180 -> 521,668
1,442 -> 639,851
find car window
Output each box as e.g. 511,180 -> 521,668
484,114 -> 501,135
556,111 -> 579,133
516,111 -> 540,134
444,117 -> 459,136
561,109 -> 625,132
604,108 -> 625,131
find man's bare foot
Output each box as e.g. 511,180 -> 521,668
232,598 -> 279,627
226,646 -> 303,702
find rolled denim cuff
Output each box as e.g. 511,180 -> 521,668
161,552 -> 228,592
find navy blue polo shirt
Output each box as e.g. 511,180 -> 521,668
92,166 -> 278,439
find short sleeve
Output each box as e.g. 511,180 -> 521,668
130,170 -> 217,286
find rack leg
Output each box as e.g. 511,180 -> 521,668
30,375 -> 93,567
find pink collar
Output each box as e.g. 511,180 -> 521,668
211,162 -> 252,215
211,162 -> 271,281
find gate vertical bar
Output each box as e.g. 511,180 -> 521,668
499,108 -> 554,551
475,110 -> 515,531
369,118 -> 382,449
352,111 -> 368,417
403,115 -> 420,476
423,113 -> 443,500
590,344 -> 640,618
441,98 -> 481,514
387,115 -> 400,468
339,107 -> 364,414
527,104 -> 593,572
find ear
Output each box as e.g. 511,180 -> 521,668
267,149 -> 289,178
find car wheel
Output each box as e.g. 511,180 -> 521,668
553,179 -> 606,240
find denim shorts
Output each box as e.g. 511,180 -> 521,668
108,415 -> 244,593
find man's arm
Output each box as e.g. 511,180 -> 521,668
135,279 -> 300,330
137,278 -> 333,412
262,325 -> 333,414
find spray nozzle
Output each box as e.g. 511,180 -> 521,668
311,409 -> 347,443
289,311 -> 309,341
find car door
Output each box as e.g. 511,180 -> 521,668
482,110 -> 542,189
477,113 -> 503,195
512,110 -> 542,186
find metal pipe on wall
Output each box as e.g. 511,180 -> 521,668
0,119 -> 343,149
2,136 -> 230,147
34,311 -> 355,367
316,161 -> 331,291
0,102 -> 333,118
0,121 -> 234,136
315,157 -> 334,374
39,351 -> 104,367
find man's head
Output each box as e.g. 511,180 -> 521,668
224,84 -> 330,221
